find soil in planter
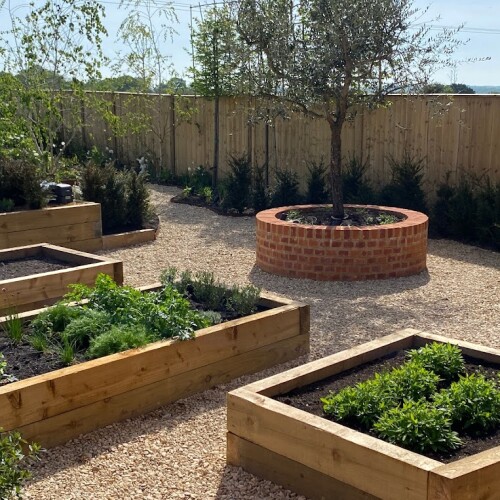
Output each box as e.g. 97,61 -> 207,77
283,207 -> 406,227
274,351 -> 500,464
0,257 -> 72,281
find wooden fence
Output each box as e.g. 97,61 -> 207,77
77,93 -> 500,194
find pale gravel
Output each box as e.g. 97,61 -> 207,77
23,184 -> 500,500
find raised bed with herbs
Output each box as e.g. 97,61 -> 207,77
0,271 -> 309,448
227,329 -> 500,500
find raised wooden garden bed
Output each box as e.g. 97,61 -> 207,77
0,244 -> 123,315
0,287 -> 309,448
227,329 -> 500,500
0,203 -> 157,252
0,202 -> 103,252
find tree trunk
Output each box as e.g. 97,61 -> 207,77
213,94 -> 219,189
329,120 -> 344,219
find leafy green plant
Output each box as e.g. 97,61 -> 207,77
406,343 -> 465,382
87,324 -> 153,359
0,354 -> 17,384
1,313 -> 23,344
374,400 -> 462,454
29,332 -> 48,353
202,186 -> 213,204
221,154 -> 253,213
0,428 -> 41,499
379,152 -> 428,213
388,361 -> 440,402
270,168 -> 302,208
433,374 -> 500,435
305,160 -> 329,204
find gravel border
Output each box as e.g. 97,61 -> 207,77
22,184 -> 500,499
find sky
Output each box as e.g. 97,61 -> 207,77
1,0 -> 499,86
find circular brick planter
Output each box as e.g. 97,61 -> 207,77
256,204 -> 428,281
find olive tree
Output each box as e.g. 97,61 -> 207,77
236,0 -> 464,218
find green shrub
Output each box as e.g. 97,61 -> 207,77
252,164 -> 269,212
0,158 -> 46,209
125,170 -> 150,229
432,175 -> 500,249
183,165 -> 212,194
0,198 -> 15,212
87,324 -> 153,359
379,152 -> 428,213
0,354 -> 17,384
221,154 -> 253,213
406,343 -> 465,382
374,400 -> 462,454
305,160 -> 329,204
342,156 -> 376,204
0,428 -> 41,499
270,168 -> 302,207
433,374 -> 500,435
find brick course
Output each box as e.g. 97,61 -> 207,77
256,205 -> 428,281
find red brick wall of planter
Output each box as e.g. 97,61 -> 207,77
256,204 -> 428,281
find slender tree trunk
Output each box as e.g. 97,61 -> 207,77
213,94 -> 219,189
329,120 -> 344,219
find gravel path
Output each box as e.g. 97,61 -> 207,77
23,185 -> 500,499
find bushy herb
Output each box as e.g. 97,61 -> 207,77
374,400 -> 462,454
433,374 -> 500,435
270,168 -> 302,207
61,309 -> 112,350
87,324 -> 153,359
58,335 -> 76,366
227,285 -> 261,316
0,428 -> 41,499
30,303 -> 85,338
199,310 -> 222,324
305,160 -> 329,204
0,353 -> 17,384
190,271 -> 227,310
1,313 -> 23,344
29,332 -> 48,352
406,343 -> 465,382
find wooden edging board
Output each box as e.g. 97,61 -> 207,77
101,228 -> 157,250
0,244 -> 123,315
227,329 -> 500,500
0,286 -> 310,448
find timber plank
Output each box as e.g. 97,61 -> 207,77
242,328 -> 419,396
227,433 -> 377,500
13,333 -> 309,448
0,203 -> 101,233
0,305 -> 304,430
102,229 -> 156,250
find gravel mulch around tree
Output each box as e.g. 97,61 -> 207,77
22,184 -> 500,500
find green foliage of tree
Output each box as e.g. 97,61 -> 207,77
236,0 -> 465,218
0,0 -> 109,176
422,82 -> 475,94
